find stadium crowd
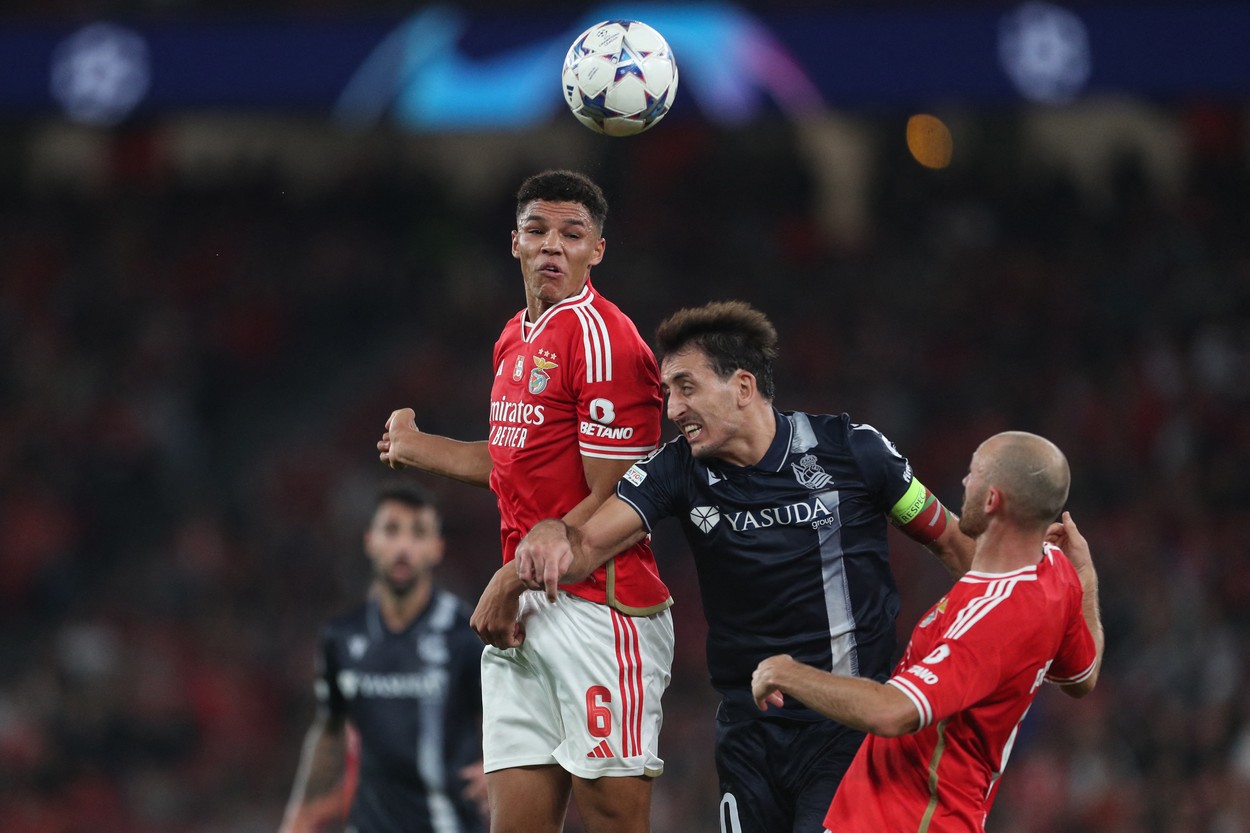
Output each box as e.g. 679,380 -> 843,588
2,108 -> 1249,832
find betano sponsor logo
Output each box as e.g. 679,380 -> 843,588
580,421 -> 635,440
906,664 -> 940,686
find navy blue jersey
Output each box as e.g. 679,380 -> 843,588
318,589 -> 484,833
616,409 -> 914,721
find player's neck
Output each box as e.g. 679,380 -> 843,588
716,403 -> 778,468
525,280 -> 589,323
376,579 -> 433,632
969,524 -> 1046,574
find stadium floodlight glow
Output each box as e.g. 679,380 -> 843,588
997,2 -> 1092,104
50,22 -> 152,126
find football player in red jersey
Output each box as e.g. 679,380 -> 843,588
751,432 -> 1104,833
378,171 -> 671,833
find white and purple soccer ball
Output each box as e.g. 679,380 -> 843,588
562,20 -> 678,137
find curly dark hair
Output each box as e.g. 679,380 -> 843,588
515,170 -> 609,232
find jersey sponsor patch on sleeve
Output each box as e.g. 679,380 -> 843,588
622,465 -> 647,487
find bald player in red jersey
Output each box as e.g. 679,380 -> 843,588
379,170 -> 672,833
751,431 -> 1104,833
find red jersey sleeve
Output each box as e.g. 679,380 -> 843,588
1042,547 -> 1099,686
567,298 -> 662,462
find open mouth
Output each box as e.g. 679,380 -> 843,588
681,422 -> 703,441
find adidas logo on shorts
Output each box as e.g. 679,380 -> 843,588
587,739 -> 614,759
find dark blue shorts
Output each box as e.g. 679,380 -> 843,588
714,715 -> 865,833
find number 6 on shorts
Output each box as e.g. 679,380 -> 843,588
586,685 -> 612,738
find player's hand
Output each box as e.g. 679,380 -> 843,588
471,564 -> 526,649
458,761 -> 489,822
378,408 -> 419,470
751,655 -> 793,711
1045,511 -> 1093,576
515,519 -> 575,603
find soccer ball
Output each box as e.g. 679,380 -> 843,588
562,20 -> 678,137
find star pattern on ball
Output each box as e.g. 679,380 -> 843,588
613,41 -> 652,84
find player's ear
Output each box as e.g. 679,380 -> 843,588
590,235 -> 606,266
984,486 -> 1002,516
511,229 -> 521,259
734,369 -> 757,406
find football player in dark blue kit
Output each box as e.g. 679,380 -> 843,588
279,484 -> 486,833
515,301 -> 976,833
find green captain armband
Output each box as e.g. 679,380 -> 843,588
889,477 -> 950,544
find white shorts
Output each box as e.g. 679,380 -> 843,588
481,590 -> 674,779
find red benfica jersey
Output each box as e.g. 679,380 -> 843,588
826,544 -> 1097,833
488,282 -> 669,614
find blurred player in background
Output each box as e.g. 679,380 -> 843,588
515,300 -> 975,833
279,484 -> 486,833
752,432 -> 1104,833
378,170 -> 671,833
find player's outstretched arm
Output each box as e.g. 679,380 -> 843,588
278,716 -> 347,833
889,476 -> 974,579
377,408 -> 493,487
751,655 -> 920,738
517,497 -> 648,603
927,519 -> 975,579
1047,511 -> 1104,698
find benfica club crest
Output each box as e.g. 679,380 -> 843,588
919,596 -> 949,628
529,356 -> 558,394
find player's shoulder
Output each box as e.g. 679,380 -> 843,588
638,436 -> 690,468
497,308 -> 526,337
584,284 -> 649,339
427,588 -> 477,631
1040,543 -> 1085,592
321,602 -> 372,642
793,410 -> 854,436
781,410 -> 857,454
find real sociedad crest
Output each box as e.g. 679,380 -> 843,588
791,454 -> 833,490
529,356 -> 558,394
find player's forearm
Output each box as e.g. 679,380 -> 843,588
760,658 -> 919,737
891,478 -> 972,579
930,523 -> 975,579
398,435 -> 493,487
561,522 -> 622,582
1066,569 -> 1104,698
280,722 -> 347,832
